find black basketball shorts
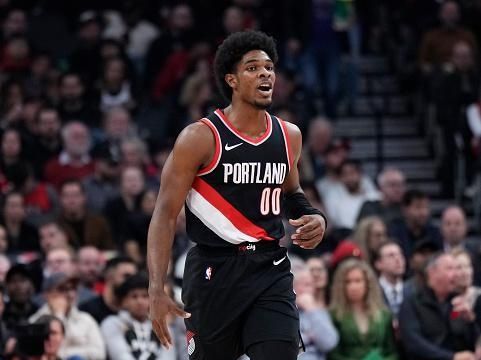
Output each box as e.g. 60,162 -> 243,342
182,241 -> 300,360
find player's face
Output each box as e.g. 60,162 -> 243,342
232,50 -> 275,109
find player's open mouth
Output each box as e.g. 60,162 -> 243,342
257,83 -> 272,96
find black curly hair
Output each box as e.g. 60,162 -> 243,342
214,31 -> 278,102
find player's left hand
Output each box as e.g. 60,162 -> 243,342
289,214 -> 326,249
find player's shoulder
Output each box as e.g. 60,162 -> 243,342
274,115 -> 301,139
171,120 -> 216,163
176,120 -> 215,145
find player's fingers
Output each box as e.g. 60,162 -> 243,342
289,216 -> 308,227
292,228 -> 322,241
152,319 -> 169,348
171,304 -> 191,318
159,319 -> 173,348
298,238 -> 321,249
296,220 -> 319,234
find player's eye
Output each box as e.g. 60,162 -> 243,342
247,66 -> 256,71
266,65 -> 274,71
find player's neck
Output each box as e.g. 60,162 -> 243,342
223,103 -> 267,138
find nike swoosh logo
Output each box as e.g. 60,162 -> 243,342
225,143 -> 243,151
273,256 -> 287,266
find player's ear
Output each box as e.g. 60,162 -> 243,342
225,74 -> 237,89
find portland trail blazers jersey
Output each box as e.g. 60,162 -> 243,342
185,109 -> 293,247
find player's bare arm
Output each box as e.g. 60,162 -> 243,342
147,121 -> 214,348
282,121 -> 327,249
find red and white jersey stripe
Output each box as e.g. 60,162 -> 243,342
185,109 -> 291,247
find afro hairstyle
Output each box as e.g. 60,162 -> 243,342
214,30 -> 278,102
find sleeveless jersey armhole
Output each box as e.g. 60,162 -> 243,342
197,118 -> 222,176
277,117 -> 294,171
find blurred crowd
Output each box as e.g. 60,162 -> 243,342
0,0 -> 478,359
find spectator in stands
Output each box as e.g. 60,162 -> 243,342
329,259 -> 398,360
358,167 -> 406,224
69,11 -> 103,88
300,118 -> 333,182
316,139 -> 350,202
83,148 -> 120,214
30,272 -> 106,360
220,5 -> 245,40
44,245 -> 75,277
38,221 -> 70,255
29,107 -> 62,179
306,256 -> 329,308
44,245 -> 95,304
441,206 -> 481,287
388,190 -> 443,259
1,128 -> 25,180
56,72 -> 100,127
104,166 -> 144,245
44,121 -> 95,189
324,159 -> 379,230
0,79 -> 24,129
77,246 -> 103,292
292,266 -> 338,360
0,225 -> 7,253
4,264 -> 38,331
79,256 -> 137,324
374,241 -> 407,318
101,273 -> 178,360
282,0 -> 340,118
0,35 -> 32,76
30,107 -> 62,179
399,252 -> 478,360
58,179 -> 113,250
123,188 -> 157,263
7,163 -> 59,226
1,8 -> 28,40
24,52 -> 54,98
432,40 -> 480,197
419,1 -> 477,71
32,315 -> 67,360
350,216 -> 388,266
92,106 -> 136,158
404,239 -> 440,296
0,283 -> 10,354
452,248 -> 481,315
97,57 -> 137,114
271,69 -> 315,132
145,3 -> 196,90
177,58 -> 214,130
120,138 -> 157,180
17,96 -> 44,138
0,191 -> 40,254
0,254 -> 11,283
105,3 -> 158,77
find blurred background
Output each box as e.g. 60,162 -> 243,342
0,0 -> 479,359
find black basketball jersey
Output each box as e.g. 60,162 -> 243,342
185,108 -> 293,247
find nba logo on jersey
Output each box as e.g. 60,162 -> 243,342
205,266 -> 213,280
186,330 -> 196,355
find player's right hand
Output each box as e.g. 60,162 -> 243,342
149,291 -> 191,348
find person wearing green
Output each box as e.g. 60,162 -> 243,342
328,259 -> 398,360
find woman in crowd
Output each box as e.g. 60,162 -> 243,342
294,264 -> 338,360
352,216 -> 388,266
307,256 -> 330,307
329,259 -> 398,360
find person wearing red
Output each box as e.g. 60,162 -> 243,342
44,121 -> 95,190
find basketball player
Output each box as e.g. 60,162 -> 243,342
147,31 -> 327,360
